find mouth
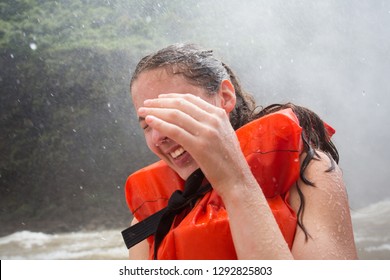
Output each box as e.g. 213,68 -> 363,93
170,146 -> 186,159
166,146 -> 197,176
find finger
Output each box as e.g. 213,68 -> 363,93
143,96 -> 211,122
157,93 -> 221,114
138,107 -> 205,137
144,115 -> 195,148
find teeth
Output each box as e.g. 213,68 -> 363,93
170,147 -> 185,159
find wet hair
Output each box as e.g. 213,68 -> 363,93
253,103 -> 339,240
130,43 -> 339,241
130,43 -> 256,130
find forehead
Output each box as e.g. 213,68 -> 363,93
131,68 -> 206,109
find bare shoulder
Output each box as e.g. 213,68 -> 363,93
289,151 -> 358,259
290,150 -> 346,202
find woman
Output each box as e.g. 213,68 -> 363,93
124,43 -> 357,259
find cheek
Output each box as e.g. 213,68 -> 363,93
144,133 -> 161,156
144,134 -> 155,152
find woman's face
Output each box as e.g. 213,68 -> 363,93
131,68 -> 220,180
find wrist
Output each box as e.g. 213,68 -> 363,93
215,166 -> 263,204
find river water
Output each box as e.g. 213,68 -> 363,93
1,200 -> 389,260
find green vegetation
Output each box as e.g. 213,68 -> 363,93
0,0 -> 206,235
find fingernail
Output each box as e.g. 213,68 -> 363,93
145,115 -> 156,123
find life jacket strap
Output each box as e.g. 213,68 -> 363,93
121,207 -> 167,249
121,169 -> 211,258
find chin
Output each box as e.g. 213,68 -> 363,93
175,166 -> 199,181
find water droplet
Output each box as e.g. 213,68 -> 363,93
79,186 -> 84,190
29,43 -> 37,50
72,129 -> 77,133
107,102 -> 111,108
10,53 -> 14,58
80,169 -> 85,173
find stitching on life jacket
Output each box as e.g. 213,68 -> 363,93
132,197 -> 169,215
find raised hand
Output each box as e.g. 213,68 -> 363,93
138,93 -> 251,196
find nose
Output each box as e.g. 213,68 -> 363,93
151,128 -> 168,147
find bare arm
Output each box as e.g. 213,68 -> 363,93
128,217 -> 149,260
218,151 -> 357,259
289,151 -> 358,259
216,166 -> 294,259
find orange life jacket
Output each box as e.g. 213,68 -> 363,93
125,108 -> 305,259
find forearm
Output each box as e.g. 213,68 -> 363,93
218,173 -> 294,260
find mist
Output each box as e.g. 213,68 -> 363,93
126,0 -> 390,209
1,0 -> 389,238
182,0 -> 390,209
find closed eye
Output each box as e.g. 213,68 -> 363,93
138,117 -> 149,130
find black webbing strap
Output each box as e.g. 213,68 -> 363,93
152,169 -> 211,259
121,207 -> 167,249
121,169 -> 212,258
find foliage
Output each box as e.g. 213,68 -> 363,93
0,0 -> 205,235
